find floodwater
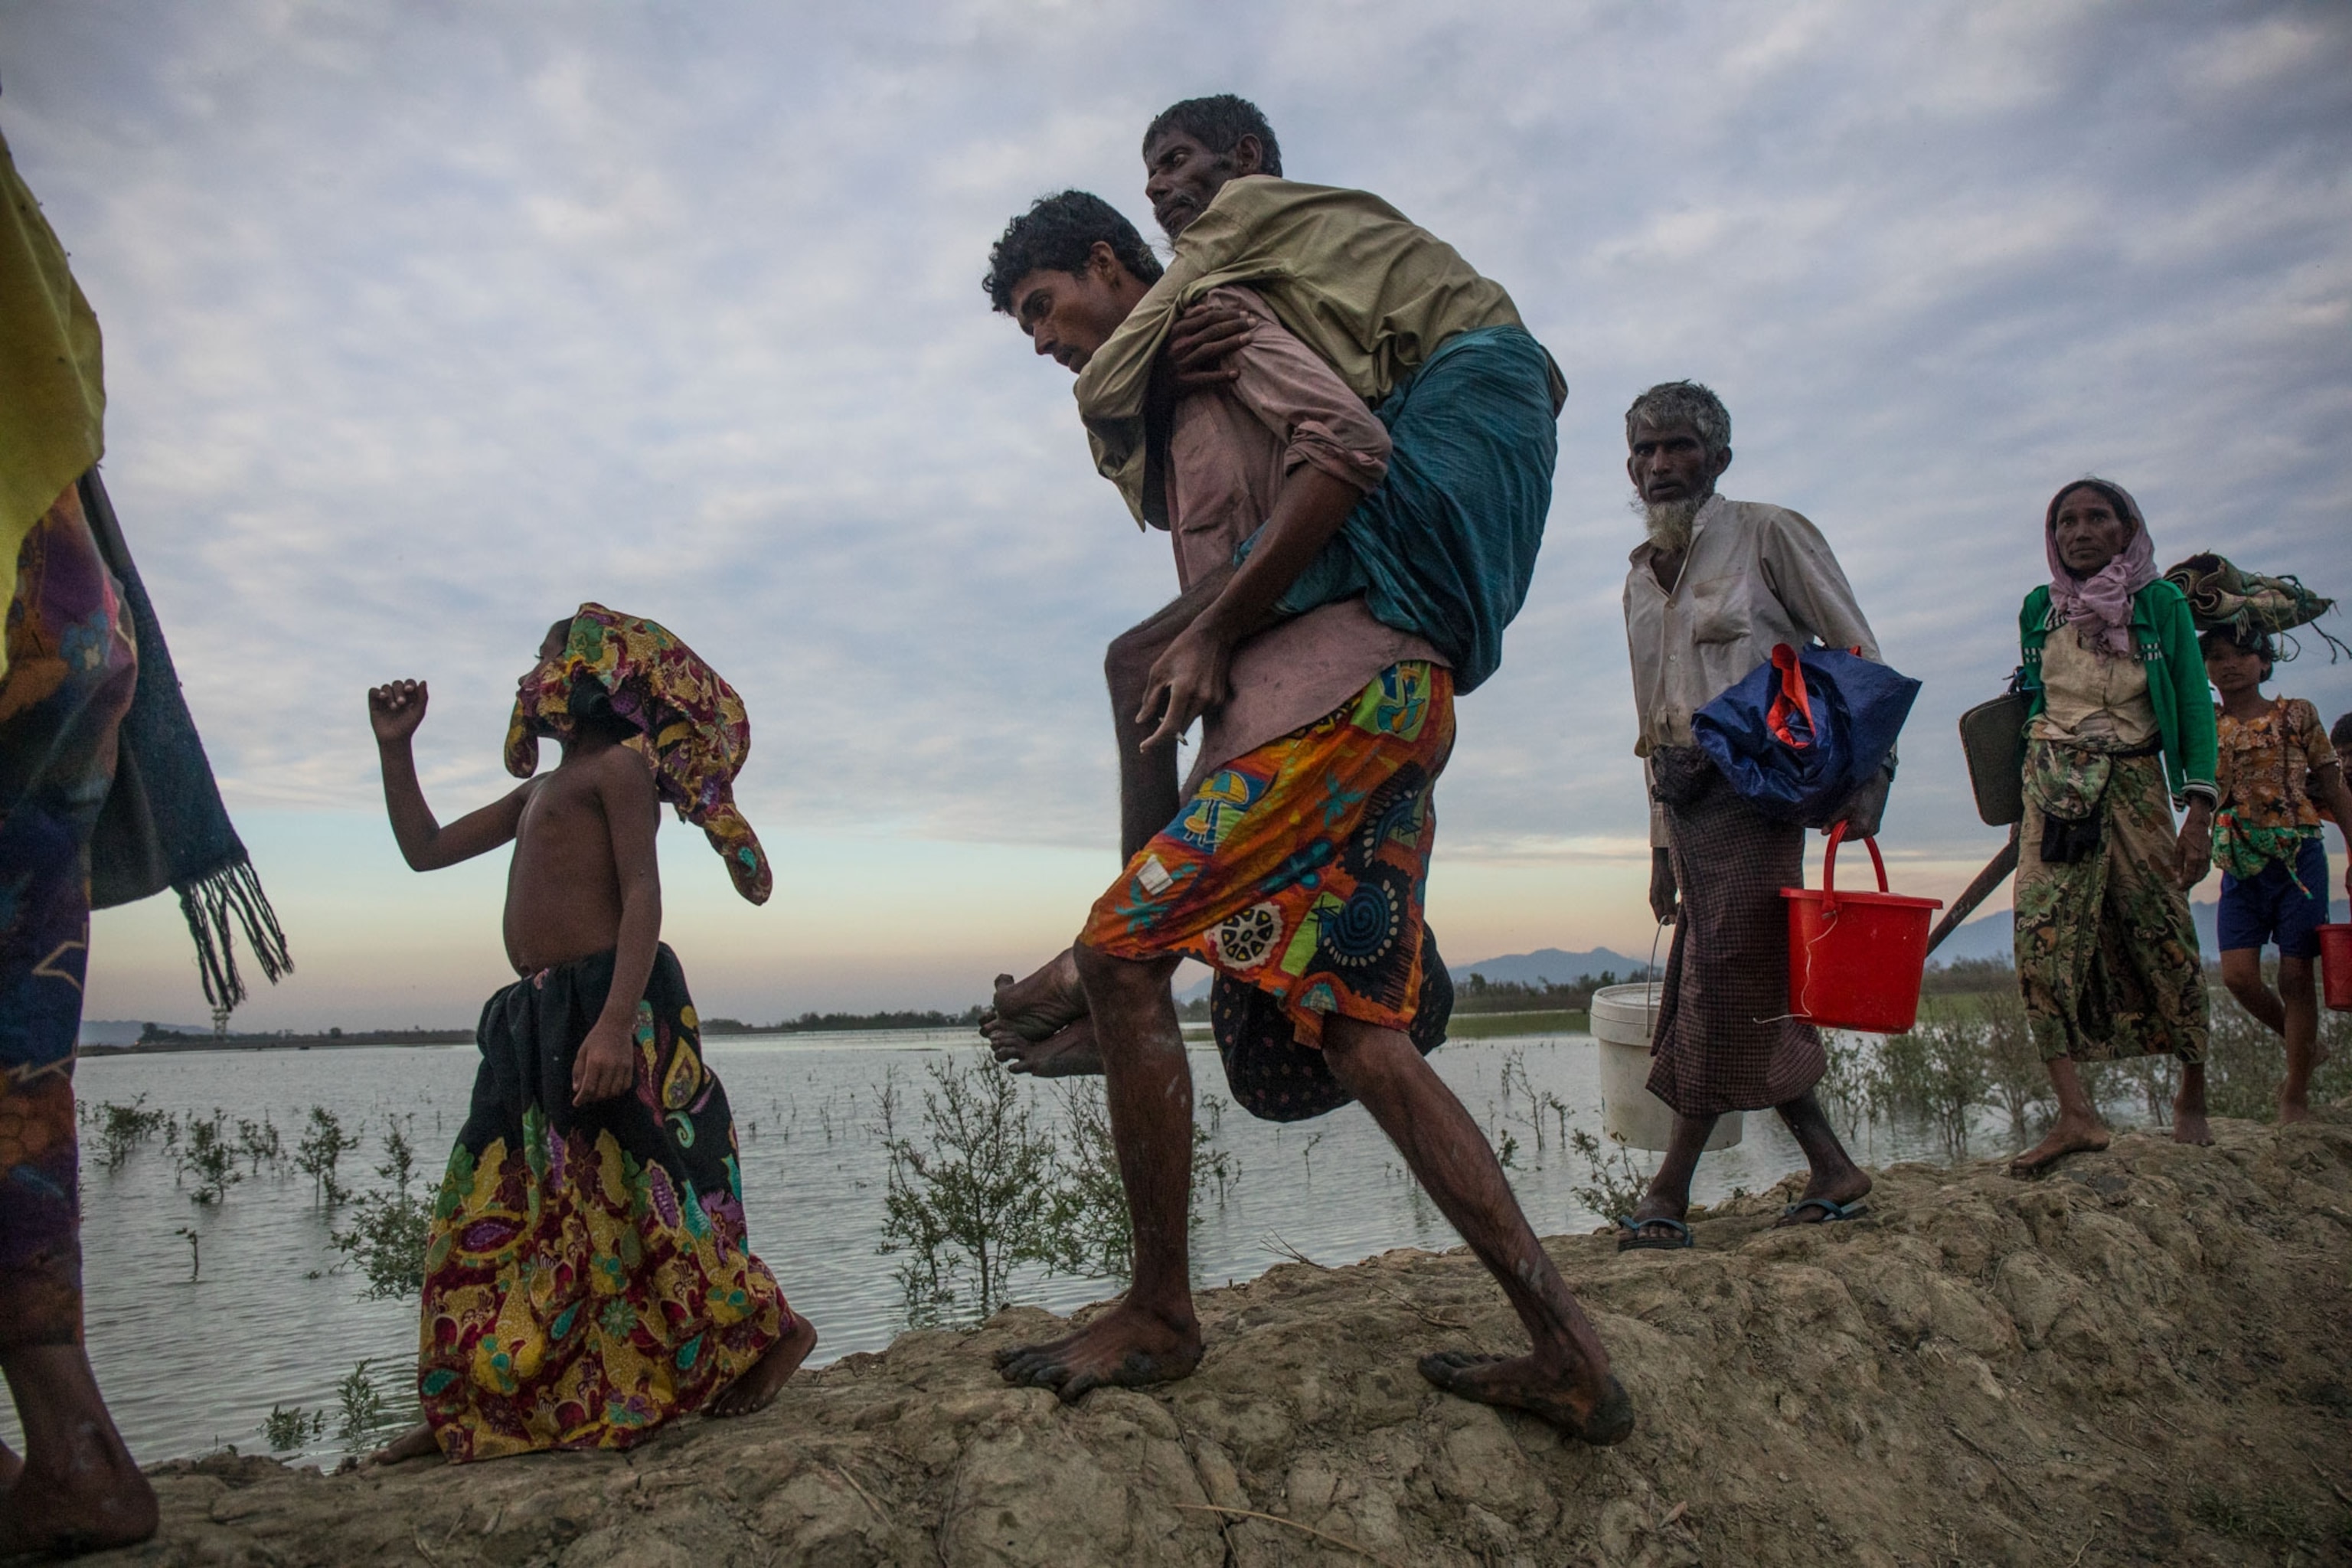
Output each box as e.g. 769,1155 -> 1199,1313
18,1027 -> 2012,1466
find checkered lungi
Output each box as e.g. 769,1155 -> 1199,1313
1646,753 -> 1824,1118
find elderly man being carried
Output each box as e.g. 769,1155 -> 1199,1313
1615,381 -> 1886,1250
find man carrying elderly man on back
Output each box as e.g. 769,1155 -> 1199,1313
1614,381 -> 1890,1250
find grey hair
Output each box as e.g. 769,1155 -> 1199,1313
1624,381 -> 1731,456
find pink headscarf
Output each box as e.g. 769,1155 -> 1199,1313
2044,479 -> 2155,659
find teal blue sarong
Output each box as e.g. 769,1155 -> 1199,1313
1242,325 -> 1559,694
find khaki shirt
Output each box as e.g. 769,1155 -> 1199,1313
1075,177 -> 1560,524
1623,495 -> 1880,845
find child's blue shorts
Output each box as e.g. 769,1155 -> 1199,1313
2216,835 -> 2330,960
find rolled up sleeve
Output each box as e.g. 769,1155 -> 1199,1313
1214,288 -> 1392,494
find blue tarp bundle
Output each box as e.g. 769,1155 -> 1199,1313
1243,325 -> 1558,694
1694,643 -> 1919,828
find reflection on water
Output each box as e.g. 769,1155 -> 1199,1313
18,1028 -> 2056,1465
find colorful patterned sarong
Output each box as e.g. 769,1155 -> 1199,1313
0,483 -> 138,1351
1080,662 -> 1454,1055
419,944 -> 790,1461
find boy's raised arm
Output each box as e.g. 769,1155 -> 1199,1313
369,680 -> 529,870
570,747 -> 664,1106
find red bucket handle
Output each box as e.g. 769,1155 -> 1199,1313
1767,644 -> 1815,750
1820,821 -> 1889,919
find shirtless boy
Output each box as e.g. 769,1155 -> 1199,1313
975,185 -> 1626,1438
365,608 -> 811,1463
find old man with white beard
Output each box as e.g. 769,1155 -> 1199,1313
1614,381 -> 1888,1250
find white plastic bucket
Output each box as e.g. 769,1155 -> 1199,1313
1588,982 -> 1743,1153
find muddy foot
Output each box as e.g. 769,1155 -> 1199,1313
708,1313 -> 818,1419
364,1424 -> 442,1468
0,1449 -> 159,1557
1417,1351 -> 1635,1446
2278,1098 -> 2317,1125
980,950 -> 1089,1044
2172,1109 -> 2214,1146
988,1016 -> 1104,1078
993,1302 -> 1202,1403
2009,1120 -> 2110,1176
1775,1167 -> 1874,1227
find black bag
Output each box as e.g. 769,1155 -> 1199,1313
1958,689 -> 2029,828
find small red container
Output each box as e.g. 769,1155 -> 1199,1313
2320,924 -> 2352,1013
1780,825 -> 1945,1034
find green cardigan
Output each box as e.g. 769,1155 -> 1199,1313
2018,579 -> 2217,805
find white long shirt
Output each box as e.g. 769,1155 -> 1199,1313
1622,493 -> 1881,845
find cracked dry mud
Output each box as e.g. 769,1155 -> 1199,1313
85,1113 -> 2352,1566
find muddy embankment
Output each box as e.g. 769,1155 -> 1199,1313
93,1114 -> 2352,1566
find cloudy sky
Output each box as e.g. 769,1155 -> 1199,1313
5,0 -> 2347,1028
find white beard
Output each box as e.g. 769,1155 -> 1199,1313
1635,495 -> 1701,554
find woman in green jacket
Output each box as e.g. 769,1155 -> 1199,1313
2009,479 -> 2218,1175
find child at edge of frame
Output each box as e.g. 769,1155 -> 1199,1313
2200,626 -> 2352,1123
361,605 -> 813,1465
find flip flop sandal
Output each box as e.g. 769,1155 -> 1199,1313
1779,1197 -> 1869,1226
1614,1215 -> 1694,1252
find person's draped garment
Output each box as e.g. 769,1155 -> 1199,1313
0,485 -> 137,1349
419,945 -> 790,1460
1643,750 -> 1825,1118
1081,662 -> 1454,1067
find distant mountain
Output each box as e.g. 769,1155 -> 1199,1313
1931,894 -> 2347,965
1449,947 -> 1656,986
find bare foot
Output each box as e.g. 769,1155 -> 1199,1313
0,1444 -> 158,1557
707,1312 -> 818,1419
2278,1098 -> 2317,1125
993,1300 -> 1202,1403
365,1424 -> 441,1467
2172,1109 -> 2214,1145
2010,1117 -> 2110,1176
980,950 -> 1089,1045
1775,1167 -> 1873,1227
988,1016 -> 1104,1078
1417,1351 -> 1635,1446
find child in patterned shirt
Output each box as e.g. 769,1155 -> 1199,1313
2202,627 -> 2352,1121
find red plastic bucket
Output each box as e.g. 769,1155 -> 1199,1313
2321,924 -> 2352,1013
1780,825 -> 1945,1034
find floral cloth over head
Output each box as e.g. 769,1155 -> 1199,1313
505,604 -> 770,904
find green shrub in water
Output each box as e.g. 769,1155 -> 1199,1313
263,1403 -> 326,1452
1569,1129 -> 1651,1221
87,1096 -> 169,1171
175,1110 -> 240,1205
296,1106 -> 363,1207
331,1119 -> 431,1300
876,1056 -> 1061,1325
